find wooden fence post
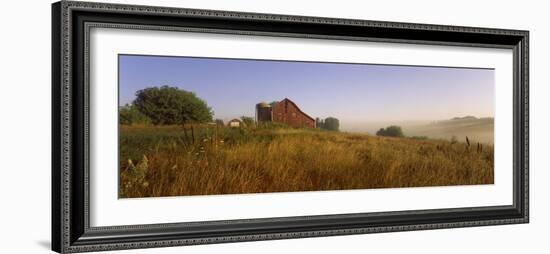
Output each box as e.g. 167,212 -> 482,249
191,125 -> 195,144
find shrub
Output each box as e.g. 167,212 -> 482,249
376,125 -> 404,137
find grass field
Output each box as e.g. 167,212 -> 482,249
119,124 -> 494,198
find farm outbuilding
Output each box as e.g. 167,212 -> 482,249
227,118 -> 244,128
255,98 -> 315,128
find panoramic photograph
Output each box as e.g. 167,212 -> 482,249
118,54 -> 495,198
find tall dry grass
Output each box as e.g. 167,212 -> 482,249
119,125 -> 493,198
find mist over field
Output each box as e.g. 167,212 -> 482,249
341,116 -> 494,144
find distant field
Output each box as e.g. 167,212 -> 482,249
405,117 -> 494,144
344,117 -> 494,144
119,125 -> 494,198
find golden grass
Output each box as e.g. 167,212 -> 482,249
119,125 -> 493,198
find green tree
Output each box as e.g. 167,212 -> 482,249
119,104 -> 151,125
133,86 -> 213,125
215,119 -> 225,126
240,116 -> 255,127
376,125 -> 404,137
315,117 -> 324,129
323,117 -> 340,131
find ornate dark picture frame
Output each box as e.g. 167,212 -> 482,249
52,1 -> 529,253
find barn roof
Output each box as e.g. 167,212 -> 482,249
278,98 -> 315,122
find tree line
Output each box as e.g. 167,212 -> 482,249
316,117 -> 340,131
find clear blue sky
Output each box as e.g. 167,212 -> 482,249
119,55 -> 494,126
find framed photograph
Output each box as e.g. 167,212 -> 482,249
52,1 -> 529,253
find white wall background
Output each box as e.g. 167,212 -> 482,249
0,0 -> 546,253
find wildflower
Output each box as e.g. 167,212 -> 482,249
126,159 -> 136,172
136,155 -> 149,173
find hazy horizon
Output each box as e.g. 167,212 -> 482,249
119,54 -> 495,129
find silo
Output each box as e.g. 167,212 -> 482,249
256,102 -> 272,123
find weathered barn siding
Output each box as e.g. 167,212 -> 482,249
271,98 -> 315,128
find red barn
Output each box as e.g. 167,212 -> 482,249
256,98 -> 315,128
